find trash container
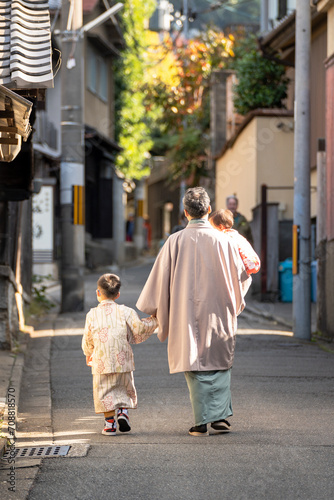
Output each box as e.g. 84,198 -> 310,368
278,258 -> 293,302
311,260 -> 317,303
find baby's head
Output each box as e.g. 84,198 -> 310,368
96,274 -> 121,301
209,209 -> 234,231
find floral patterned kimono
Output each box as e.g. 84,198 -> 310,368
82,300 -> 158,413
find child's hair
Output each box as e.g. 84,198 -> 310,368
97,274 -> 121,299
209,209 -> 234,229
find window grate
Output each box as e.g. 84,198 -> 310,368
2,445 -> 71,459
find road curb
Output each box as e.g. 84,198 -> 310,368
244,304 -> 293,330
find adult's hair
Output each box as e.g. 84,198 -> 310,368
97,274 -> 121,299
209,209 -> 234,229
226,195 -> 239,206
183,187 -> 210,218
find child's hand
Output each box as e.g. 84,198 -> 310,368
86,355 -> 93,367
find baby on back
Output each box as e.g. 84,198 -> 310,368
209,209 -> 260,275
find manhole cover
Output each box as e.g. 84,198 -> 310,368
2,445 -> 71,459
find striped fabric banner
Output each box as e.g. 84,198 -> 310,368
0,0 -> 53,88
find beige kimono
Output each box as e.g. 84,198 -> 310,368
136,219 -> 251,374
82,300 -> 158,413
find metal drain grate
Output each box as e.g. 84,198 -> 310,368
3,445 -> 71,459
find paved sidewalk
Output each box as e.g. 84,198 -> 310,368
245,297 -> 317,331
0,308 -> 59,459
0,334 -> 29,458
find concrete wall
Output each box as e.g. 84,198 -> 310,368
215,115 -> 294,221
316,0 -> 334,338
84,39 -> 114,140
256,116 -> 294,219
83,1 -> 118,142
215,119 -> 257,220
0,272 -> 19,350
34,73 -> 62,154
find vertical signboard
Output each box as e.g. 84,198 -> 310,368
32,186 -> 54,262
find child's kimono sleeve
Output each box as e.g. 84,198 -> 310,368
236,232 -> 261,275
123,306 -> 158,344
82,311 -> 94,356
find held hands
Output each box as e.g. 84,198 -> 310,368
86,355 -> 93,367
141,314 -> 158,333
141,314 -> 157,321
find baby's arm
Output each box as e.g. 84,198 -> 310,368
125,307 -> 158,344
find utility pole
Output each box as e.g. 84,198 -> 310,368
60,0 -> 85,312
59,2 -> 124,312
293,2 -> 311,340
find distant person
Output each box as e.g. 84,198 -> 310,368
226,195 -> 253,245
82,274 -> 158,436
209,209 -> 260,275
137,187 -> 251,436
126,214 -> 134,242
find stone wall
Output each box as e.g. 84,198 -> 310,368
0,268 -> 19,350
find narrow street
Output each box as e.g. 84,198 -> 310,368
1,262 -> 334,499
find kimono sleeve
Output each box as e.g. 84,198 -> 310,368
136,240 -> 172,342
82,311 -> 94,356
123,306 -> 158,344
237,232 -> 261,275
227,240 -> 252,316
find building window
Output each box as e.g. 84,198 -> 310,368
278,0 -> 287,20
87,45 -> 97,94
98,56 -> 108,102
87,44 -> 108,102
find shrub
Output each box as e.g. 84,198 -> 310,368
232,39 -> 289,115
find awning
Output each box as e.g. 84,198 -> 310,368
0,0 -> 54,89
0,84 -> 33,161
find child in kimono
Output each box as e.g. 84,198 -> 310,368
82,273 -> 158,436
209,209 -> 261,275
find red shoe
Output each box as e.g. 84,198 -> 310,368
102,416 -> 116,436
117,408 -> 131,432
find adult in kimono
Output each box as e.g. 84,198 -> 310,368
136,187 -> 252,436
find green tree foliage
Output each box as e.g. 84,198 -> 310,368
114,0 -> 156,179
232,36 -> 289,115
146,29 -> 234,184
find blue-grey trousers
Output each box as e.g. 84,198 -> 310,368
184,369 -> 233,426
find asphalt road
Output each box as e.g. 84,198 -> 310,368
2,262 -> 334,500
